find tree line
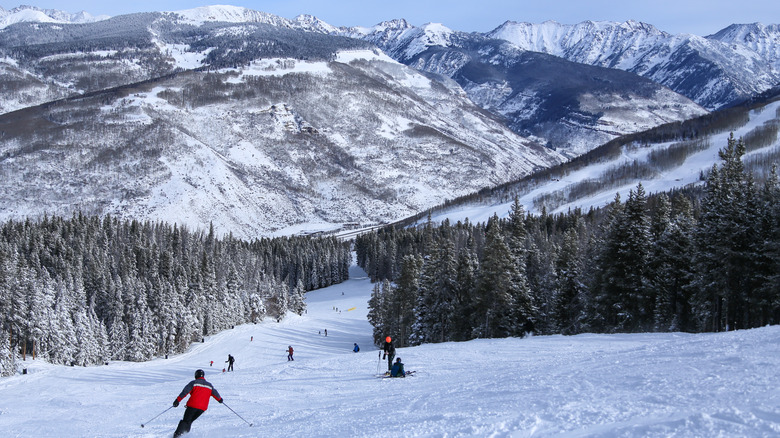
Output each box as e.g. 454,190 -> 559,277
0,215 -> 351,376
357,134 -> 780,347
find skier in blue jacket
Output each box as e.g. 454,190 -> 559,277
390,357 -> 405,378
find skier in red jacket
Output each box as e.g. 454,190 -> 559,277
172,369 -> 223,437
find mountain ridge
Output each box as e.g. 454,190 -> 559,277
0,4 -> 777,239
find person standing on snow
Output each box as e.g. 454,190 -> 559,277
382,336 -> 395,371
225,354 -> 235,372
390,357 -> 406,378
172,369 -> 223,437
287,346 -> 294,361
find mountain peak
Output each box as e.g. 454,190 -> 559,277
166,5 -> 292,27
0,4 -> 108,29
293,14 -> 340,34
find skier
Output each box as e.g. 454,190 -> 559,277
225,354 -> 234,372
390,357 -> 406,378
353,343 -> 360,353
172,369 -> 223,437
382,336 -> 395,371
287,346 -> 294,361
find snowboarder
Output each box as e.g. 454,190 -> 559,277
390,357 -> 406,378
225,354 -> 234,372
287,346 -> 294,361
172,369 -> 223,438
353,343 -> 360,353
382,336 -> 395,371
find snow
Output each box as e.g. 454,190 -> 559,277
335,50 -> 396,65
224,58 -> 332,81
166,5 -> 256,26
2,261 -> 779,437
0,6 -> 108,29
426,99 -> 780,226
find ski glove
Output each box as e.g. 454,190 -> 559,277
173,400 -> 179,407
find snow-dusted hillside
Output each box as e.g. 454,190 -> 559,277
422,95 -> 780,227
0,4 -> 777,239
0,50 -> 562,239
0,6 -> 709,156
1,262 -> 779,437
339,19 -> 707,157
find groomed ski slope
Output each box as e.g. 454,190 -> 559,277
1,262 -> 780,437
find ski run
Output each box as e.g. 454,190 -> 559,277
1,261 -> 779,437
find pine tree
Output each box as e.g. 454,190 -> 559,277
591,185 -> 653,332
473,215 -> 520,338
412,236 -> 457,345
555,228 -> 587,335
693,134 -> 752,331
393,255 -> 423,347
756,166 -> 780,325
652,195 -> 696,331
452,239 -> 478,341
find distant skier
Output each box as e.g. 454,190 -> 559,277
382,336 -> 395,371
390,357 -> 406,378
353,343 -> 360,353
324,329 -> 328,336
225,354 -> 235,372
287,346 -> 294,361
172,369 -> 223,437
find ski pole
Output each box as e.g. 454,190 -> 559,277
141,406 -> 174,428
223,401 -> 253,427
376,350 -> 381,374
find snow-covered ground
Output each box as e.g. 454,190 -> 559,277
1,262 -> 779,437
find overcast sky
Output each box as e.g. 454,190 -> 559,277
2,0 -> 778,35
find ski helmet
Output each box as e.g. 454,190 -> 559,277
385,336 -> 392,343
396,357 -> 401,362
195,369 -> 205,378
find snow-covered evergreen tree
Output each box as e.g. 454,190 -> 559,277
555,227 -> 587,335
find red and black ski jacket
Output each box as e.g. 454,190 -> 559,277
176,377 -> 222,411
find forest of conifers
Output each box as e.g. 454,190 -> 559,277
0,216 -> 351,376
1,135 -> 778,376
357,136 -> 780,347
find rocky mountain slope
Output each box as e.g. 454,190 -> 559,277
0,5 -> 777,238
0,48 -> 561,239
485,20 -> 780,110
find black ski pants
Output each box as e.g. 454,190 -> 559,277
386,352 -> 395,371
173,406 -> 204,438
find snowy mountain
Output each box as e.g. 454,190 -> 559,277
416,88 -> 780,228
709,23 -> 780,69
0,4 -> 108,28
0,6 -> 708,156
486,20 -> 780,110
0,5 -> 776,239
335,19 -> 708,156
0,48 -> 562,239
1,261 -> 779,437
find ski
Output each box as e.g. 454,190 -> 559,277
376,370 -> 415,378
